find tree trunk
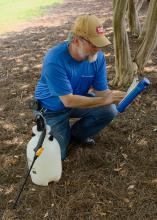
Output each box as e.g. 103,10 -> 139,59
112,0 -> 117,9
134,0 -> 157,72
136,0 -> 145,11
127,0 -> 141,36
138,0 -> 154,42
111,0 -> 137,87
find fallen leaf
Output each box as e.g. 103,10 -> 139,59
122,153 -> 128,159
123,198 -> 130,203
151,178 -> 157,184
128,185 -> 135,190
119,168 -> 128,176
137,138 -> 148,146
44,212 -> 48,218
31,188 -> 36,191
114,167 -> 122,172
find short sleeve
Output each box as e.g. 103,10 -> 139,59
44,63 -> 73,96
92,55 -> 108,91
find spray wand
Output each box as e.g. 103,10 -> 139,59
13,113 -> 46,209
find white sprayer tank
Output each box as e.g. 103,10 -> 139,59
27,125 -> 62,186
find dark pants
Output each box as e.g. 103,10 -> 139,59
42,104 -> 118,160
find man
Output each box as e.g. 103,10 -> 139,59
35,15 -> 126,160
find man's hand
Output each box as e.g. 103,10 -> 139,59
111,90 -> 127,104
95,89 -> 126,104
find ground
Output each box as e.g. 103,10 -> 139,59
0,0 -> 157,219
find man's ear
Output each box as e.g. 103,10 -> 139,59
72,36 -> 80,46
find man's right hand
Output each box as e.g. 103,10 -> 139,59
111,90 -> 127,104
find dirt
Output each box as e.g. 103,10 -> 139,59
0,0 -> 157,219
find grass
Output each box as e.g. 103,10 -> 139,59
0,0 -> 63,34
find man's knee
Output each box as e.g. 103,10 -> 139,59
106,104 -> 118,120
96,104 -> 118,120
53,133 -> 71,161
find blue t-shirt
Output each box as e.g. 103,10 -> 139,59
35,42 -> 108,110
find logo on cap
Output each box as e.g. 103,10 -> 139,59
96,26 -> 104,35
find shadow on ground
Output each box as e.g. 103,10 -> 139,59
0,0 -> 157,219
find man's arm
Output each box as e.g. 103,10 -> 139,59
94,89 -> 111,97
59,90 -> 126,109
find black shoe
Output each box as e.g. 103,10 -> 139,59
70,136 -> 95,147
82,137 -> 96,146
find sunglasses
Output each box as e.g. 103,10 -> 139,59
79,37 -> 105,51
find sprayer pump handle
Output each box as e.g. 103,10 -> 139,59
36,114 -> 45,131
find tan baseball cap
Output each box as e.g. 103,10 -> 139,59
71,15 -> 111,47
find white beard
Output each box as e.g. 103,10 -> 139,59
77,43 -> 98,63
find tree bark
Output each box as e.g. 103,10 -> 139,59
111,0 -> 137,86
127,0 -> 141,36
112,0 -> 117,10
135,0 -> 157,72
136,0 -> 145,11
138,0 -> 153,42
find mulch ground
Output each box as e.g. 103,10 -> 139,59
0,0 -> 157,219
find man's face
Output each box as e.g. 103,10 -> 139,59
77,38 -> 102,63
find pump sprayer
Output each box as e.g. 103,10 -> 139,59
13,112 -> 62,208
13,113 -> 46,208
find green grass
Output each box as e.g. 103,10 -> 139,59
0,0 -> 63,33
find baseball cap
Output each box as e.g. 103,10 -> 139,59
71,15 -> 111,47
